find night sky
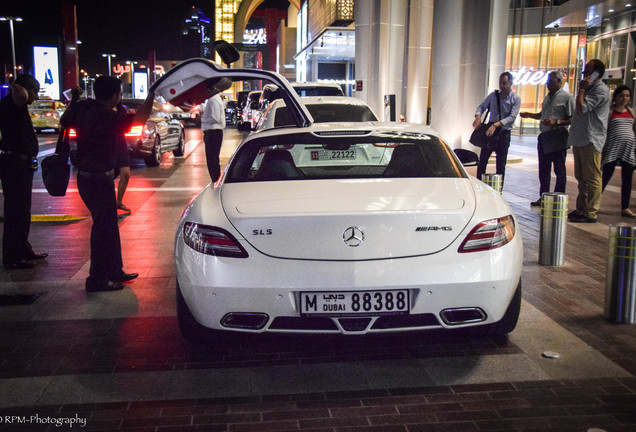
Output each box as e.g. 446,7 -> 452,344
0,0 -> 216,79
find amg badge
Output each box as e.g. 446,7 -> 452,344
416,226 -> 452,231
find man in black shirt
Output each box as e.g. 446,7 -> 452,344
0,74 -> 48,269
62,76 -> 154,292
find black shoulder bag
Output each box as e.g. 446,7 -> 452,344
469,90 -> 503,149
41,127 -> 71,197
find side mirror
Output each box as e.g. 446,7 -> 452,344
214,40 -> 240,66
454,148 -> 479,167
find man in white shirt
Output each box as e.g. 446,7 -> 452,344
201,93 -> 226,182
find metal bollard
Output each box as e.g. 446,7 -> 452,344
539,193 -> 568,266
605,223 -> 636,323
481,173 -> 503,194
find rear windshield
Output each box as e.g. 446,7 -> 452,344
225,133 -> 464,183
295,87 -> 344,97
273,104 -> 377,127
32,101 -> 56,110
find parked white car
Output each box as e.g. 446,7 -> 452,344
151,59 -> 523,342
256,96 -> 377,130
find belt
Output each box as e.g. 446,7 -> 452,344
78,169 -> 114,177
0,150 -> 31,161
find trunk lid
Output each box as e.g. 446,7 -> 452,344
221,179 -> 475,260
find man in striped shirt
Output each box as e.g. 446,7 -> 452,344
567,59 -> 610,223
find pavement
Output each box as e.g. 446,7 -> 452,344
0,130 -> 634,431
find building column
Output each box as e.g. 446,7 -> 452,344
430,0 -> 509,148
403,0 -> 434,124
355,0 -> 408,121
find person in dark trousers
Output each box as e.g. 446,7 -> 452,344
520,71 -> 574,206
0,74 -> 48,270
472,71 -> 521,190
201,93 -> 226,182
601,85 -> 636,218
61,77 -> 154,292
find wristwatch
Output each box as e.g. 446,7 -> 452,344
556,119 -> 561,126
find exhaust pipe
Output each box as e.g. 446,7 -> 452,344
440,308 -> 487,325
221,312 -> 269,329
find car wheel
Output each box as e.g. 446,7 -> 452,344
473,281 -> 522,336
145,136 -> 161,167
176,281 -> 221,343
173,131 -> 185,157
238,121 -> 250,132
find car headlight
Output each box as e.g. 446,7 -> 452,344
183,222 -> 248,258
458,215 -> 515,253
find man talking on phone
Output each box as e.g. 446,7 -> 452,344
567,59 -> 610,223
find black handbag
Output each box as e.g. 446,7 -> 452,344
41,128 -> 71,197
538,127 -> 569,155
470,91 -> 502,150
470,121 -> 502,149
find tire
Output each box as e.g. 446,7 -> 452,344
173,131 -> 185,157
176,281 -> 221,343
144,136 -> 161,167
237,121 -> 250,132
474,281 -> 522,336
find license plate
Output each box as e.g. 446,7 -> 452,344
309,149 -> 357,161
300,290 -> 409,316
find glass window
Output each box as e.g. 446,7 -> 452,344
226,135 -> 464,182
273,104 -> 377,127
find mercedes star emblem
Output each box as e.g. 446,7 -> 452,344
343,226 -> 364,247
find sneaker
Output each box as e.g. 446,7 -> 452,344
86,280 -> 124,292
568,214 -> 597,223
530,199 -> 541,207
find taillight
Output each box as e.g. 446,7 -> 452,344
183,222 -> 248,258
69,128 -> 77,138
458,215 -> 515,253
45,112 -> 53,117
125,125 -> 144,137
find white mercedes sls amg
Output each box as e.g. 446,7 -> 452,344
152,59 -> 523,342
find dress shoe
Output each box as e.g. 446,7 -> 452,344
530,199 -> 541,207
4,260 -> 35,270
86,280 -> 124,292
111,271 -> 138,282
25,251 -> 48,260
568,214 -> 597,223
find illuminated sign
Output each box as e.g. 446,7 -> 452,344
243,28 -> 267,45
33,46 -> 60,100
113,64 -> 132,75
511,67 -> 564,86
134,71 -> 148,99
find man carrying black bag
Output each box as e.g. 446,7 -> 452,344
0,74 -> 48,270
520,71 -> 574,206
61,76 -> 154,292
472,72 -> 521,189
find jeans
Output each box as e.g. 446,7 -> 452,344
476,129 -> 511,187
602,160 -> 635,210
537,145 -> 567,196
